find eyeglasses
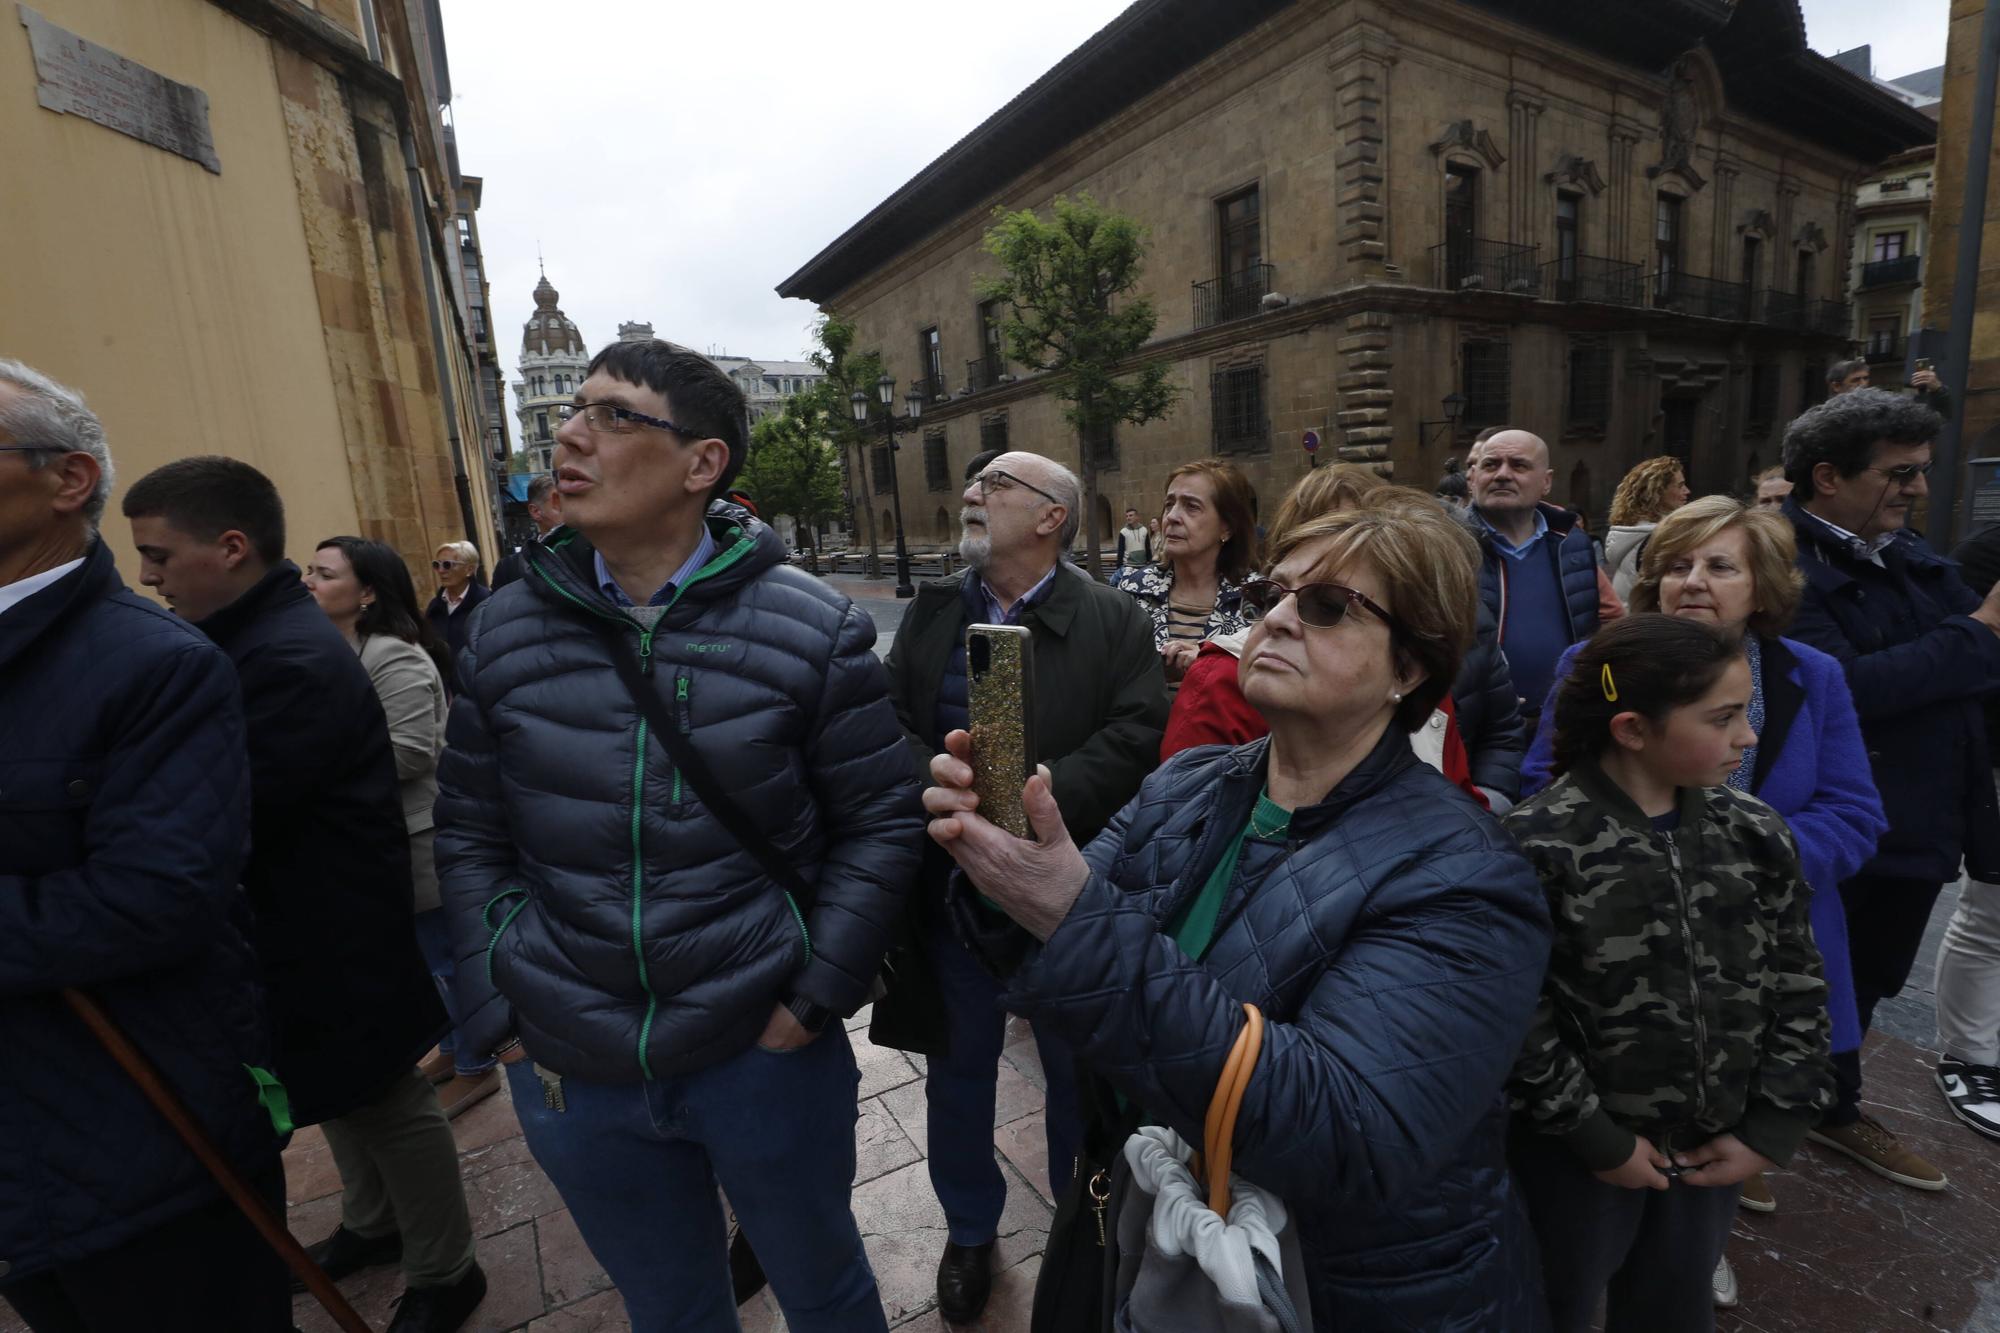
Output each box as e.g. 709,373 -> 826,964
0,445 -> 53,454
1240,577 -> 1406,637
556,401 -> 697,436
432,560 -> 462,571
973,468 -> 1062,507
1863,462 -> 1933,484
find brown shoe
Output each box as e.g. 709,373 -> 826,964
417,1047 -> 455,1085
1737,1170 -> 1776,1213
1809,1114 -> 1947,1191
436,1070 -> 500,1120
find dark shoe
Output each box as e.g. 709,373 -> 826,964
290,1225 -> 402,1291
386,1262 -> 487,1333
729,1222 -> 768,1306
936,1240 -> 995,1324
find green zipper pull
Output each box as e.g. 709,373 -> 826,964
676,676 -> 689,702
637,630 -> 655,676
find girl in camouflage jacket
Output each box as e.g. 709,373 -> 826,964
1503,615 -> 1833,1333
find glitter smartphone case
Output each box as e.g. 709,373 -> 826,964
966,624 -> 1039,840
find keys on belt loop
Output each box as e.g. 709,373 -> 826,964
532,1062 -> 565,1113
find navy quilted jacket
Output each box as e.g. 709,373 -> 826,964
988,731 -> 1552,1330
433,512 -> 923,1082
0,543 -> 278,1277
1474,502 -> 1602,651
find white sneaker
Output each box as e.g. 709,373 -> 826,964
1711,1255 -> 1740,1309
1937,1058 -> 2000,1140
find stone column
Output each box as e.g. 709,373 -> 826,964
1607,117 -> 1645,264
1508,90 -> 1546,246
1712,158 -> 1740,280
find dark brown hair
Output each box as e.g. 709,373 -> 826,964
1163,458 -> 1261,582
1551,614 -> 1745,775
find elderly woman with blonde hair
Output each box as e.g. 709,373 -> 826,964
926,494 -> 1552,1327
423,538 -> 487,692
1521,495 -> 1886,1292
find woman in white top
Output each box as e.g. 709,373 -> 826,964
306,536 -> 499,1119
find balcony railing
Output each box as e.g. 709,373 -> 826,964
914,370 -> 946,402
1431,239 -> 1541,295
1865,334 -> 1907,363
1193,264 -> 1275,328
1860,254 -> 1922,288
1811,299 -> 1853,337
1653,271 -> 1750,321
1761,289 -> 1810,330
964,354 -> 1005,394
1542,254 -> 1645,306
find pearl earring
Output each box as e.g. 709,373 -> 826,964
1391,691 -> 1404,702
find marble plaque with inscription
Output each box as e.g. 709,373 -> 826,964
18,4 -> 220,174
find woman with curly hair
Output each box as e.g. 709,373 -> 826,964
1603,456 -> 1691,601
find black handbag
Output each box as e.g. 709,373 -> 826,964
1031,1070 -> 1134,1333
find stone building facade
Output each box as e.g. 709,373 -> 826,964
1850,146 -> 1936,387
781,0 -> 1935,547
1925,0 -> 2000,477
2,0 -> 507,582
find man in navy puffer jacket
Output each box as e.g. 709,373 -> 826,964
435,339 -> 922,1332
0,362 -> 286,1331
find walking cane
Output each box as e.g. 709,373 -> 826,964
61,987 -> 374,1333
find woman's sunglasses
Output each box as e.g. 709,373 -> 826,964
1239,577 -> 1404,637
432,560 -> 461,571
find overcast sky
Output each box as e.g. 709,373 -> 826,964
439,0 -> 1947,439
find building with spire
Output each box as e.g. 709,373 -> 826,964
515,269 -> 589,474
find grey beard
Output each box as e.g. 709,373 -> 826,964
959,507 -> 991,571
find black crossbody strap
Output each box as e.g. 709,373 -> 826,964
593,619 -> 817,909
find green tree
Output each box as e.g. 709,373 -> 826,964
977,193 -> 1178,578
807,314 -> 886,576
738,390 -> 844,565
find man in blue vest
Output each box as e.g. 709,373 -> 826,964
1466,430 -> 1612,722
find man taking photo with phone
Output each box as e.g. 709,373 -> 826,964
877,450 -> 1167,1323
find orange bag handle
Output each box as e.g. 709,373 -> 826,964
1196,1003 -> 1264,1217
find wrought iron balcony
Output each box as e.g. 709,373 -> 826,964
914,370 -> 946,402
1653,271 -> 1750,321
964,354 -> 1005,394
1859,254 -> 1922,288
1811,299 -> 1854,337
1541,254 -> 1645,306
1865,333 -> 1907,363
1431,239 -> 1541,295
1762,290 -> 1810,330
1193,264 -> 1276,328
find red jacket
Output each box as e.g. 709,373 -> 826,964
1161,641 -> 1486,808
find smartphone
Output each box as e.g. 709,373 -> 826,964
966,624 -> 1038,840
1917,357 -> 1933,371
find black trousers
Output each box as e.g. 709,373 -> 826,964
1,1164 -> 291,1333
1511,1131 -> 1740,1333
1829,873 -> 1947,1125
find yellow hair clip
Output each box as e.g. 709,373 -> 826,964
1601,663 -> 1619,703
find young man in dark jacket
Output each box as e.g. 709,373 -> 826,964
880,450 -> 1167,1322
123,458 -> 482,1332
0,363 -> 287,1332
434,340 -> 921,1331
1781,388 -> 2000,1189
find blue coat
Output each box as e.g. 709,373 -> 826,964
0,542 -> 278,1277
972,731 -> 1552,1329
1473,502 -> 1602,660
435,514 -> 922,1083
1783,501 -> 2000,883
1521,634 -> 1887,1052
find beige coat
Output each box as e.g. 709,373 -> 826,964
358,633 -> 447,910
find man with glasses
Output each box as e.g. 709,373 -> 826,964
0,363 -> 290,1332
1781,388 -> 2000,1188
877,450 -> 1166,1323
433,338 -> 920,1331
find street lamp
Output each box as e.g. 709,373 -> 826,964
852,383 -> 920,598
1417,391 -> 1469,449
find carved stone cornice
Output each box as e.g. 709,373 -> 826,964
1546,153 -> 1608,195
1429,120 -> 1506,169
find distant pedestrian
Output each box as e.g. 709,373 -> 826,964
1506,615 -> 1833,1333
1436,456 -> 1470,510
0,361 -> 289,1333
1752,466 -> 1791,509
1115,504 -> 1152,566
434,338 -> 920,1330
1603,456 -> 1691,601
306,537 -> 501,1120
1827,358 -> 1871,396
124,457 -> 484,1332
1109,459 -> 1257,686
424,539 -> 488,687
1780,388 -> 2000,1189
491,474 -> 562,590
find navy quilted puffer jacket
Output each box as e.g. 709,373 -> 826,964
987,731 -> 1552,1330
434,512 -> 923,1082
0,543 -> 277,1278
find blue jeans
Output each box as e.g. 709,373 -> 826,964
926,922 -> 1082,1245
505,1025 -> 886,1333
412,908 -> 495,1077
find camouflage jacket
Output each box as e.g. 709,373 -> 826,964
1502,762 -> 1833,1171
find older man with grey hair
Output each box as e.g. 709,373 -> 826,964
490,472 -> 562,591
0,361 -> 289,1331
878,449 -> 1167,1323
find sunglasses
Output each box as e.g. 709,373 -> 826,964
1240,577 -> 1405,636
432,560 -> 462,571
